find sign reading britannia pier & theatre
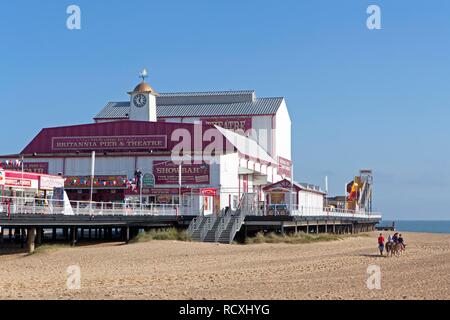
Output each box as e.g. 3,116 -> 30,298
51,136 -> 168,151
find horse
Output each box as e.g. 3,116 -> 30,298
385,241 -> 394,255
388,242 -> 405,257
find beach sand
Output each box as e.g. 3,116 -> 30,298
0,232 -> 449,300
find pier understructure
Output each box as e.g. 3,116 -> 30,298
0,193 -> 381,253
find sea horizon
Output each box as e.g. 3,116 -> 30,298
380,220 -> 450,234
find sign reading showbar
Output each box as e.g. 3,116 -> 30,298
52,136 -> 167,151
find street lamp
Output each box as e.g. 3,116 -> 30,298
290,162 -> 294,214
134,169 -> 143,208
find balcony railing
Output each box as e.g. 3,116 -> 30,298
0,196 -> 183,217
261,204 -> 381,219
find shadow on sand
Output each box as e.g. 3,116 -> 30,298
359,253 -> 387,258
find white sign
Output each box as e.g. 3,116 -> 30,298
40,175 -> 65,191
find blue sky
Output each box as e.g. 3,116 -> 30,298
0,0 -> 449,220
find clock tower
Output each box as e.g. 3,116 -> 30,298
128,69 -> 158,122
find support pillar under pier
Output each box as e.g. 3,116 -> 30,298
70,227 -> 77,247
36,228 -> 42,245
27,228 -> 37,254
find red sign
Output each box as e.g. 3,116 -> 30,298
1,162 -> 49,174
277,156 -> 292,177
153,161 -> 210,185
5,179 -> 33,188
3,171 -> 40,189
52,136 -> 167,151
200,188 -> 217,196
201,117 -> 252,133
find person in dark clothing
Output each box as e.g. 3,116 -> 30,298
392,233 -> 399,243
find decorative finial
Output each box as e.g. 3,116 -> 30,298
140,68 -> 148,82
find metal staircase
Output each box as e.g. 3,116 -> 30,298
187,193 -> 257,244
187,215 -> 207,242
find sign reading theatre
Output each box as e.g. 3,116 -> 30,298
201,117 -> 252,132
52,136 -> 167,151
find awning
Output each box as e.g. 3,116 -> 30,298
214,125 -> 277,165
238,167 -> 255,175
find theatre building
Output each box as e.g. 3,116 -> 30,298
0,74 -> 323,215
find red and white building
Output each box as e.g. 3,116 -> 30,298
0,74 -> 325,215
0,169 -> 64,199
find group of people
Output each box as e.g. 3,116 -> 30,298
377,232 -> 406,256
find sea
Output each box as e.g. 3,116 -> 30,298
380,220 -> 450,234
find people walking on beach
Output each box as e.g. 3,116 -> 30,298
387,234 -> 392,243
378,233 -> 385,256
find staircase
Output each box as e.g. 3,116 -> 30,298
188,216 -> 207,242
217,214 -> 245,244
187,193 -> 257,244
203,216 -> 222,242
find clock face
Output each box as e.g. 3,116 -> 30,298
133,94 -> 147,108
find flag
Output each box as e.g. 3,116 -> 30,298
346,180 -> 354,194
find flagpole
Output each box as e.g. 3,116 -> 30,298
344,182 -> 347,210
89,151 -> 96,208
178,163 -> 182,213
21,155 -> 24,197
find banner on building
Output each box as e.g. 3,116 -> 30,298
124,188 -> 192,196
52,136 -> 167,151
64,175 -> 128,189
0,162 -> 49,174
40,175 -> 65,191
153,161 -> 210,185
277,156 -> 292,177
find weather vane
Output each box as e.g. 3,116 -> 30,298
140,68 -> 148,82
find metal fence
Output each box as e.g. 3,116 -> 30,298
0,196 -> 182,216
0,195 -> 381,219
261,204 -> 381,219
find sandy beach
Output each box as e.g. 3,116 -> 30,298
0,231 -> 449,300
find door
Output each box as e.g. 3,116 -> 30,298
203,196 -> 213,215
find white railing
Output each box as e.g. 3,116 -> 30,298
261,204 -> 381,219
0,196 -> 184,217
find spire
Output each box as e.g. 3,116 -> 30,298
140,68 -> 148,83
129,68 -> 158,95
